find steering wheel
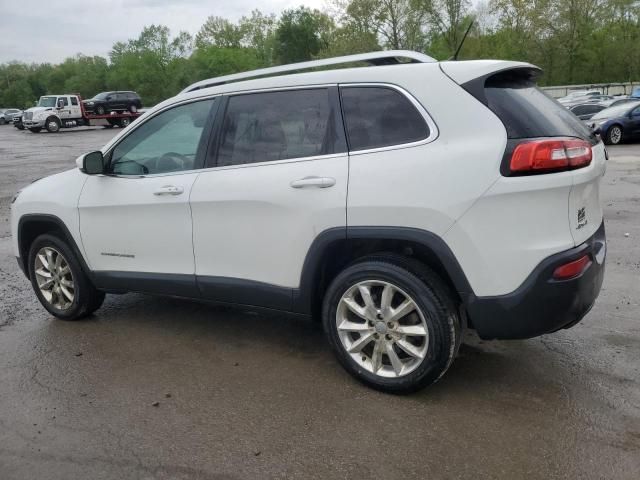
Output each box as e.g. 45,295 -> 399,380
157,152 -> 190,172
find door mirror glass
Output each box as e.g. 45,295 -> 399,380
82,151 -> 105,175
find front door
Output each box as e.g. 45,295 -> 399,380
78,97 -> 218,293
190,88 -> 348,309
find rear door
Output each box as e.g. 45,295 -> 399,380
190,87 -> 348,308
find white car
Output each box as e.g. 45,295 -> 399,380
11,51 -> 607,393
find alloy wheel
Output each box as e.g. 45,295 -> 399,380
610,126 -> 622,144
34,247 -> 75,310
336,280 -> 429,378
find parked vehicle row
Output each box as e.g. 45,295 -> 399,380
2,91 -> 144,132
0,108 -> 23,125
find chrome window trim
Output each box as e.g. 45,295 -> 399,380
339,82 -> 439,155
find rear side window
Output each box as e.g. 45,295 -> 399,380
71,97 -> 78,106
482,70 -> 595,141
340,87 -> 429,151
217,89 -> 344,167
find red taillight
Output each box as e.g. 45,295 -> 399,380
552,254 -> 591,280
510,138 -> 592,174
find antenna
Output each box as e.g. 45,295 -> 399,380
450,20 -> 475,61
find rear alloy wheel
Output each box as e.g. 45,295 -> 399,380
46,117 -> 61,133
323,258 -> 461,393
605,125 -> 623,145
28,234 -> 105,320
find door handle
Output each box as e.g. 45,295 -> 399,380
290,176 -> 336,189
153,185 -> 184,196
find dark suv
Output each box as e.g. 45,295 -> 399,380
83,91 -> 142,115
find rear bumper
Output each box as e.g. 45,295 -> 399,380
467,221 -> 606,340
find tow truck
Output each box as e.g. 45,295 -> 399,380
23,94 -> 142,133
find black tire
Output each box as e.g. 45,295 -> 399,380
128,104 -> 137,113
322,255 -> 461,394
95,105 -> 106,115
16,124 -> 25,130
119,117 -> 131,128
45,117 -> 61,133
604,124 -> 624,145
29,127 -> 42,133
27,234 -> 105,320
0,118 -> 6,125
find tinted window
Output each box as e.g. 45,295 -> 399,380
340,87 -> 429,151
571,105 -> 589,115
58,97 -> 69,107
109,99 -> 215,175
483,70 -> 594,141
71,97 -> 78,106
217,89 -> 342,166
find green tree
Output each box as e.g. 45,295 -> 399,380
275,7 -> 335,64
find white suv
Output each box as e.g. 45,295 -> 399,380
11,51 -> 607,393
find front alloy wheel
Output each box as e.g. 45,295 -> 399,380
336,281 -> 428,378
34,247 -> 75,311
607,125 -> 623,145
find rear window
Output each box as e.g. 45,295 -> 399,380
340,86 -> 429,151
483,70 -> 595,141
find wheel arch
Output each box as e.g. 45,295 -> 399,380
294,226 -> 474,317
18,214 -> 91,280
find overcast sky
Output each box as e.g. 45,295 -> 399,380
0,0 -> 326,64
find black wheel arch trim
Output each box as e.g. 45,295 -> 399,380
293,226 -> 474,314
17,214 -> 93,281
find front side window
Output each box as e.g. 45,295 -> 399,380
58,97 -> 69,107
217,89 -> 342,167
109,99 -> 215,176
340,86 -> 430,151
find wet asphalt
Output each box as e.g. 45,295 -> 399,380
0,125 -> 638,479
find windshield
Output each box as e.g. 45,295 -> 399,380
37,96 -> 58,108
93,92 -> 110,100
592,102 -> 640,120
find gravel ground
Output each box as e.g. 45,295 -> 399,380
0,125 -> 638,479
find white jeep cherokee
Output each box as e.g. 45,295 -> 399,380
11,51 -> 607,393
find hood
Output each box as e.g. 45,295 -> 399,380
25,106 -> 53,114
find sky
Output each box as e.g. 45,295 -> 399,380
0,0 -> 326,64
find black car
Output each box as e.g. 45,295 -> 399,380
83,91 -> 142,115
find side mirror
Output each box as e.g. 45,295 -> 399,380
80,151 -> 105,175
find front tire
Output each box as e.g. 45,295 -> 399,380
322,257 -> 461,393
28,234 -> 105,320
95,105 -> 106,115
45,117 -> 61,133
604,125 -> 623,145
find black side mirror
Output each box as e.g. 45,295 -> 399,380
82,151 -> 105,175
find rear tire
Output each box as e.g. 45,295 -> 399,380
119,117 -> 131,128
28,234 -> 105,320
604,124 -> 623,145
322,256 -> 461,393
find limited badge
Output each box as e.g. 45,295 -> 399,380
577,207 -> 588,230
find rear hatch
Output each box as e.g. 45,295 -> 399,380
442,62 -> 606,246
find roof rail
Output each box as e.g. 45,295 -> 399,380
181,50 -> 436,94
